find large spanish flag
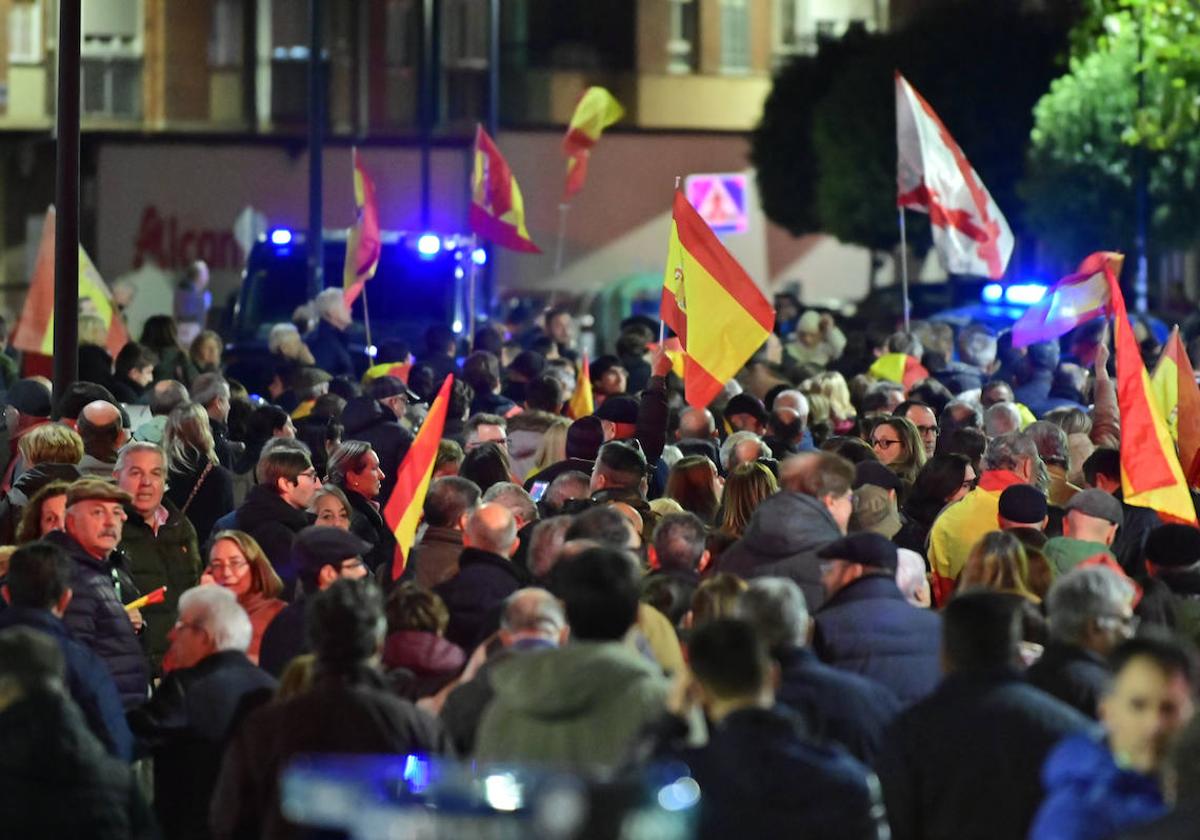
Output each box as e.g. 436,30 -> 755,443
13,206 -> 129,358
562,87 -> 624,201
383,374 -> 454,580
1152,326 -> 1200,488
343,147 -> 382,307
662,190 -> 774,409
469,126 -> 540,253
566,353 -> 594,419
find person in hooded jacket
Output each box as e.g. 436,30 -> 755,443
231,448 -> 319,595
381,583 -> 465,700
340,377 -> 415,503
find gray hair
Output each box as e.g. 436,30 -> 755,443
733,577 -> 809,651
482,482 -> 539,526
1025,421 -> 1070,467
500,587 -> 566,639
959,324 -> 998,369
177,585 -> 253,653
314,287 -> 346,318
984,403 -> 1022,437
773,389 -> 810,421
944,398 -> 983,428
720,431 -> 772,473
984,431 -> 1039,472
115,441 -> 166,472
896,548 -> 931,607
268,322 -> 302,355
1046,566 -> 1135,644
190,373 -> 230,409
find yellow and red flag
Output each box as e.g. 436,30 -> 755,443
662,190 -> 775,409
566,353 -> 594,419
1152,326 -> 1200,488
13,206 -> 129,358
648,336 -> 686,379
343,147 -> 382,307
1012,251 -> 1121,348
362,361 -> 412,387
869,353 -> 930,390
384,374 -> 454,581
562,87 -> 624,201
469,126 -> 540,253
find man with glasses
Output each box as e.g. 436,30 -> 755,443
1028,566 -> 1138,719
896,401 -> 938,459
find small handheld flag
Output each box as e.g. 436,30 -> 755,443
125,586 -> 166,612
566,354 -> 594,419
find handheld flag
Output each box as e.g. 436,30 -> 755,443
383,375 -> 455,581
869,353 -> 930,390
1012,251 -> 1120,348
662,190 -> 775,409
566,354 -> 594,419
562,87 -> 624,201
13,206 -> 130,358
648,337 -> 687,379
343,148 -> 382,307
896,72 -> 1013,279
1152,327 -> 1200,487
469,126 -> 541,253
125,586 -> 166,612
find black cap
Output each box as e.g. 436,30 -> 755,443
7,379 -> 51,418
998,485 -> 1048,526
854,460 -> 903,492
595,395 -> 640,425
725,393 -> 768,425
294,526 -> 373,579
1064,488 -> 1124,526
1145,525 -> 1200,569
367,374 -> 420,403
566,416 -> 605,460
817,532 -> 898,572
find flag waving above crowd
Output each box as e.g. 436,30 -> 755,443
561,87 -> 624,201
469,125 -> 541,253
343,147 -> 382,307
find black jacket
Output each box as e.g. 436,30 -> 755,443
0,606 -> 133,760
166,459 -> 236,545
344,486 -> 397,574
413,352 -> 458,392
813,574 -> 942,707
110,375 -> 148,404
128,650 -> 277,840
775,645 -> 902,765
877,667 -> 1093,840
210,667 -> 450,840
469,389 -> 518,417
341,396 -> 413,502
305,319 -> 356,379
256,599 -> 308,678
234,485 -> 311,596
433,548 -> 523,651
645,705 -> 887,840
0,689 -> 157,840
0,461 -> 80,543
208,417 -> 241,471
47,530 -> 149,709
1026,640 -> 1111,719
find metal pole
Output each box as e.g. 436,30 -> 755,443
1133,4 -> 1149,313
466,235 -> 479,352
898,208 -> 911,333
53,0 -> 82,407
419,0 -> 435,229
488,0 -> 500,136
307,0 -> 324,301
553,203 -> 570,274
361,283 -> 375,359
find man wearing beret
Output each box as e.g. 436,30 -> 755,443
1044,489 -> 1123,577
1143,524 -> 1200,648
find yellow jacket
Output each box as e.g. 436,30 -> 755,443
928,470 -> 1027,603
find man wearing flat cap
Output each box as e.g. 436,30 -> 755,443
44,479 -> 148,709
1044,489 -> 1124,577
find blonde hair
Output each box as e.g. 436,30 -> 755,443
209,530 -> 284,599
959,531 -> 1037,602
19,423 -> 84,466
806,393 -> 831,426
163,402 -> 218,471
268,323 -> 316,365
78,314 -> 108,348
529,417 -> 570,476
689,573 -> 748,627
806,371 -> 856,421
190,330 -> 222,361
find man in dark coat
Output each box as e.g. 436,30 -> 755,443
405,476 -> 480,589
128,585 -> 277,840
735,576 -> 901,765
232,447 -> 319,595
812,533 -> 942,706
47,479 -> 149,709
0,627 -> 157,840
341,379 -> 415,502
0,541 -> 133,759
1027,565 -> 1136,718
305,288 -> 356,378
877,591 -> 1091,840
210,579 -> 450,839
434,503 -> 523,651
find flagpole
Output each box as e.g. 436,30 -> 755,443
360,282 -> 375,360
466,234 -> 479,353
898,207 -> 911,334
554,203 -> 571,275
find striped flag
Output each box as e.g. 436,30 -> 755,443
469,126 -> 541,253
13,206 -> 129,358
1152,326 -> 1200,488
384,374 -> 454,581
562,87 -> 624,201
662,190 -> 775,409
343,148 -> 382,307
566,353 -> 594,419
869,353 -> 930,390
1012,252 -> 1121,348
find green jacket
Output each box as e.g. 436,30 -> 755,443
119,501 -> 202,671
474,641 -> 669,768
1045,537 -> 1115,578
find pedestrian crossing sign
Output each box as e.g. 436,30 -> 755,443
685,173 -> 748,234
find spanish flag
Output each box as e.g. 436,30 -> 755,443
1105,261 -> 1197,523
13,206 -> 129,358
662,190 -> 775,409
566,353 -> 594,419
469,126 -> 540,253
343,148 -> 382,307
869,353 -> 929,390
384,374 -> 454,581
362,361 -> 412,387
562,87 -> 624,201
1152,326 -> 1200,487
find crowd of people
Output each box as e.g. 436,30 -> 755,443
1,286 -> 1200,840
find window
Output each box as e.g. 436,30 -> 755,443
9,0 -> 42,64
719,0 -> 750,73
210,0 -> 244,68
81,0 -> 142,118
667,0 -> 697,74
443,0 -> 488,70
385,0 -> 419,68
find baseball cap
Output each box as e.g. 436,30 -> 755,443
1064,488 -> 1124,527
854,460 -> 904,493
367,374 -> 420,403
850,485 -> 902,539
998,485 -> 1048,526
817,532 -> 898,572
725,393 -> 768,425
595,395 -> 640,425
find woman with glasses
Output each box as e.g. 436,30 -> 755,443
894,454 -> 976,559
204,530 -> 286,664
163,402 -> 235,543
869,416 -> 927,486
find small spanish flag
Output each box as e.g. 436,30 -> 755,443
1151,326 -> 1200,488
469,126 -> 540,254
13,206 -> 129,358
566,354 -> 594,419
562,87 -> 624,201
869,353 -> 929,390
384,375 -> 454,581
662,190 -> 774,409
125,586 -> 167,612
343,148 -> 382,307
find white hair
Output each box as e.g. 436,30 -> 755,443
177,585 -> 253,653
1046,566 -> 1135,645
773,390 -> 810,421
895,549 -> 931,607
500,588 -> 566,640
734,577 -> 809,650
268,322 -> 302,354
984,402 -> 1022,437
314,288 -> 345,318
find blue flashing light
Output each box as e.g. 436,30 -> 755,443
416,233 -> 441,258
981,283 -> 1003,304
471,247 -> 488,266
454,267 -> 465,280
1005,282 -> 1048,306
269,228 -> 293,246
452,319 -> 464,334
